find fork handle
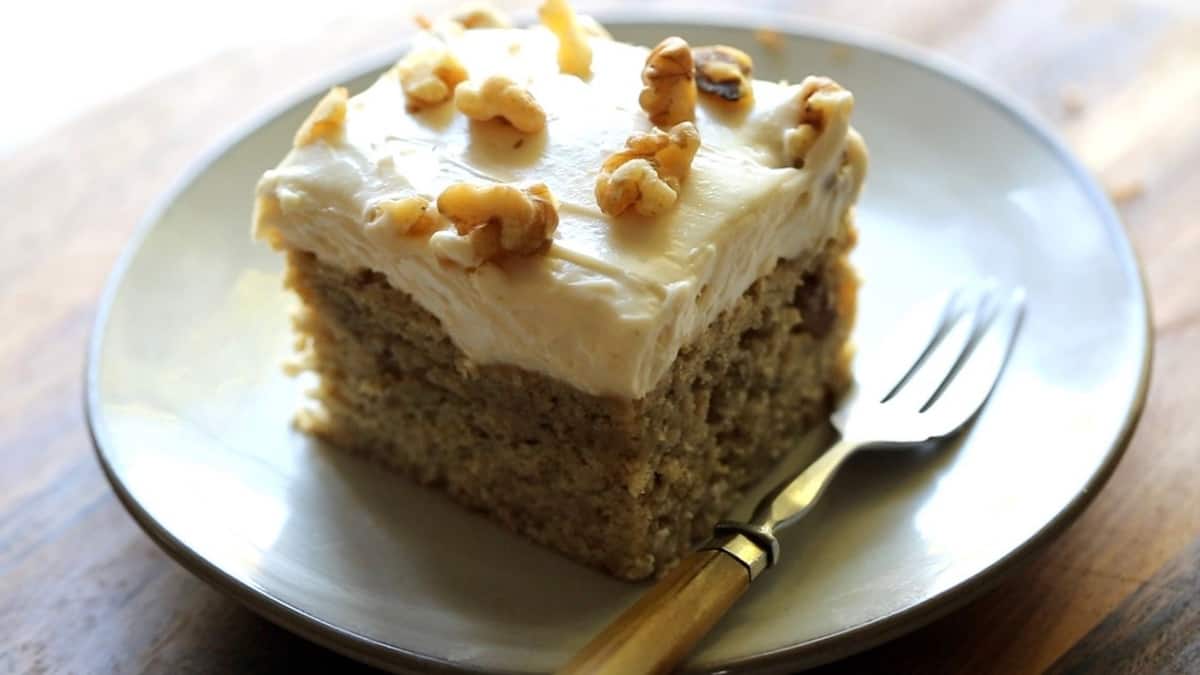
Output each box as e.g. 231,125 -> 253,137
557,548 -> 750,675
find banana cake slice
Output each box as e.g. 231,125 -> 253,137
252,1 -> 867,580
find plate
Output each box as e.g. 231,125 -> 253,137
86,11 -> 1151,674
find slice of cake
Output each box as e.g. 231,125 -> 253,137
253,1 -> 867,581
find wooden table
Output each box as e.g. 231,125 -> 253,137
2,1 -> 1197,673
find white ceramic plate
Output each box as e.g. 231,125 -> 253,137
86,12 -> 1151,674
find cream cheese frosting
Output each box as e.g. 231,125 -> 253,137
254,23 -> 867,399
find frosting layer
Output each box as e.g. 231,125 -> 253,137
254,25 -> 866,398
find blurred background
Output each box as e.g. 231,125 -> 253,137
3,0 -> 396,155
4,0 -> 1196,180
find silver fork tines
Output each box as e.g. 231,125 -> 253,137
714,283 -> 1027,569
885,286 -> 988,412
921,286 -> 1026,438
840,283 -> 1025,443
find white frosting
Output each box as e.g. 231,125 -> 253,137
254,26 -> 866,398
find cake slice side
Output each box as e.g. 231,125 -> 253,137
256,3 -> 868,580
284,215 -> 856,580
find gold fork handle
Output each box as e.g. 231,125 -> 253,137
558,548 -> 750,675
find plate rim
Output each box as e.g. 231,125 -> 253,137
84,9 -> 1154,674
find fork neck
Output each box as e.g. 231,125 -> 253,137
716,437 -> 862,570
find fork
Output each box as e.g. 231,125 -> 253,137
559,283 -> 1027,675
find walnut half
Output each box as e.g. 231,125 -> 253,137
366,196 -> 442,237
396,48 -> 469,110
455,76 -> 547,133
639,37 -> 696,128
539,0 -> 592,77
294,87 -> 348,147
782,76 -> 854,170
595,121 -> 701,217
449,1 -> 512,29
433,182 -> 559,266
693,45 -> 754,102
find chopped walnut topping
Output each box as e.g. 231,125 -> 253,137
1107,177 -> 1144,204
396,48 -> 469,110
252,194 -> 286,250
782,76 -> 854,169
366,196 -> 442,236
293,87 -> 348,147
841,128 -> 869,195
539,0 -> 592,77
783,125 -> 818,165
693,45 -> 754,102
595,122 -> 700,217
455,76 -> 547,133
639,37 -> 696,128
450,1 -> 512,29
599,159 -> 680,217
435,182 -> 559,265
754,28 -> 784,52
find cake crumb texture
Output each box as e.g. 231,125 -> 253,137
283,220 -> 857,580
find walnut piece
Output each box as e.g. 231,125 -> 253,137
396,48 -> 469,110
693,45 -> 754,101
782,125 -> 818,165
294,87 -> 348,147
753,28 -> 784,52
539,0 -> 592,77
366,196 -> 442,236
782,76 -> 854,169
450,1 -> 512,28
841,128 -> 869,195
595,122 -> 701,217
639,37 -> 696,128
455,76 -> 547,133
435,182 -> 559,265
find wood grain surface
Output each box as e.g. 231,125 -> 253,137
2,1 -> 1198,673
1046,538 -> 1200,675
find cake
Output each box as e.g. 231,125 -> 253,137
253,1 -> 867,581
